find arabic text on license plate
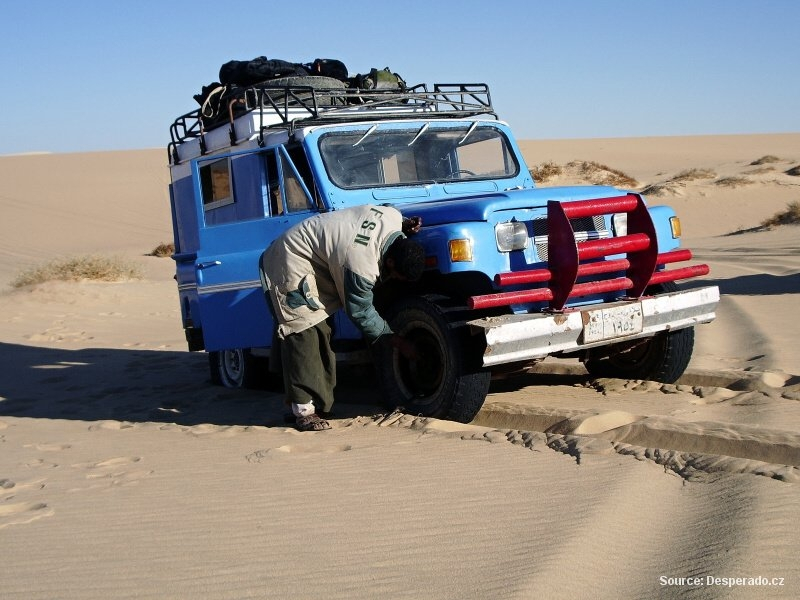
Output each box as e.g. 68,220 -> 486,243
582,303 -> 644,343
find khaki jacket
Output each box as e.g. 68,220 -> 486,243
260,204 -> 404,340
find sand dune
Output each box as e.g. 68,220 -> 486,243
1,134 -> 798,598
0,150 -> 172,288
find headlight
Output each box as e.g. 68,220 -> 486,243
495,221 -> 529,252
449,239 -> 473,262
612,213 -> 628,237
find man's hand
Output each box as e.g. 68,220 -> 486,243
390,334 -> 418,360
402,216 -> 422,235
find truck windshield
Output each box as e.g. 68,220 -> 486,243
318,123 -> 518,189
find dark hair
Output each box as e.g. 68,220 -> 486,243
386,237 -> 425,281
313,59 -> 348,81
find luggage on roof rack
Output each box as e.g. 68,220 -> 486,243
219,57 -> 309,86
193,76 -> 347,131
168,81 -> 495,164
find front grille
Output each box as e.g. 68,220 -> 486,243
532,215 -> 607,261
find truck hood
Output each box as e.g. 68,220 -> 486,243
396,185 -> 631,225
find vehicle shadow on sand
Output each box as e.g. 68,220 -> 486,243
0,342 -> 387,428
0,342 -> 599,429
685,273 -> 800,296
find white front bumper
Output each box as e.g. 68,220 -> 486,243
467,286 -> 720,366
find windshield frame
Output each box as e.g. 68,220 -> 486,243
314,120 -> 520,191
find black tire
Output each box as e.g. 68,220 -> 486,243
263,75 -> 346,90
583,282 -> 695,383
258,76 -> 345,106
208,348 -> 261,389
376,296 -> 491,423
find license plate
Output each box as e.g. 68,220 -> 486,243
582,303 -> 644,343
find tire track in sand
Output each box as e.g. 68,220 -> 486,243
361,414 -> 800,598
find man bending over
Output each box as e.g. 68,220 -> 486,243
260,205 -> 424,431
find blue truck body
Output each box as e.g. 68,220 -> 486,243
167,79 -> 719,421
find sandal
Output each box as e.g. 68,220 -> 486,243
284,410 -> 333,425
295,414 -> 331,432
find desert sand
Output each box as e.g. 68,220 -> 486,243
1,133 -> 798,599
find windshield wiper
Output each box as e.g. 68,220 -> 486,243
407,123 -> 429,146
458,121 -> 478,145
352,124 -> 378,146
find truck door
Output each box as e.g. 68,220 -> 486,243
193,146 -> 318,352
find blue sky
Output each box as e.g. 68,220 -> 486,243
1,0 -> 798,154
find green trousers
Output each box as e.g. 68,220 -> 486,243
280,319 -> 336,413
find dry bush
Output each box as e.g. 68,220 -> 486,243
750,155 -> 781,166
714,176 -> 752,188
760,201 -> 800,228
11,255 -> 142,288
639,182 -> 670,197
149,242 -> 175,257
567,161 -> 638,187
746,166 -> 776,174
672,168 -> 717,182
786,165 -> 800,176
640,168 -> 716,196
529,161 -> 563,183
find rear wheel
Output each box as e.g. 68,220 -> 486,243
209,348 -> 261,388
583,282 -> 695,383
376,296 -> 491,423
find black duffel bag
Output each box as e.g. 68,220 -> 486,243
219,57 -> 308,86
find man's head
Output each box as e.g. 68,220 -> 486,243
384,237 -> 425,282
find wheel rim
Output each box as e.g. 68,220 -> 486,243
394,321 -> 446,404
220,349 -> 245,387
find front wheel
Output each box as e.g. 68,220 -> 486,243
375,296 -> 491,423
583,282 -> 695,383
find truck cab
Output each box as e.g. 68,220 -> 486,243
168,78 -> 719,422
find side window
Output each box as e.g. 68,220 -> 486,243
287,145 -> 318,202
199,158 -> 234,210
263,147 -> 316,216
280,152 -> 315,213
265,151 -> 284,216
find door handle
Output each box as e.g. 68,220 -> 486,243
197,261 -> 222,269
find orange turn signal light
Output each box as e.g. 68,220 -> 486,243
449,239 -> 473,262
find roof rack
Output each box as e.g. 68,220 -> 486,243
168,82 -> 494,164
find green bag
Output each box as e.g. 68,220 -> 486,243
352,67 -> 407,91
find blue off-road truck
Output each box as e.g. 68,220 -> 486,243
167,76 -> 719,423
